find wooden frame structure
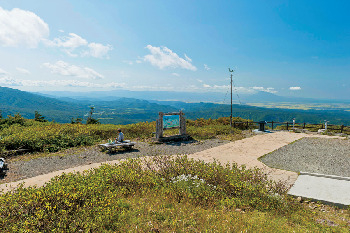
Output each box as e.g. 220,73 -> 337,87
155,111 -> 187,141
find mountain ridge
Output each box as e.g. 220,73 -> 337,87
2,87 -> 350,125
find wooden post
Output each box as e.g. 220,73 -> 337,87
179,111 -> 186,135
156,112 -> 164,139
233,122 -> 236,128
246,121 -> 249,129
271,121 -> 274,130
303,122 -> 306,129
286,122 -> 289,130
341,125 -> 344,133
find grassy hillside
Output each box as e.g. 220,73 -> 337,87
0,87 -> 178,124
0,156 -> 348,231
0,117 -> 348,231
0,117 -> 245,155
0,86 -> 87,122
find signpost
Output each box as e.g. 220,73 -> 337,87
156,111 -> 187,141
163,115 -> 180,128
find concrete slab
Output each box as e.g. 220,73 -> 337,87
288,172 -> 350,208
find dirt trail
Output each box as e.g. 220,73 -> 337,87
0,131 -> 344,193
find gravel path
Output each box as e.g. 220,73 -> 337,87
260,137 -> 350,177
1,139 -> 229,183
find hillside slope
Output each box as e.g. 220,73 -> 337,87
0,86 -> 87,122
0,87 -> 177,124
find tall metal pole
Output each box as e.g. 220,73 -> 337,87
228,68 -> 234,131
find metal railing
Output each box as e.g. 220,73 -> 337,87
231,121 -> 350,134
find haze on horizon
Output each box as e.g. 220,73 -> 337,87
0,0 -> 349,101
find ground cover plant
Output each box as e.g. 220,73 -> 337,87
0,117 -> 248,156
0,156 -> 348,232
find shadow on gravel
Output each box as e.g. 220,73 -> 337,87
107,148 -> 140,155
0,172 -> 7,180
164,140 -> 199,146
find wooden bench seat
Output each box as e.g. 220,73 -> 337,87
98,140 -> 136,152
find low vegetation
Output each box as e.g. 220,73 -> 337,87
1,156 -> 348,232
0,114 -> 348,231
0,115 -> 247,156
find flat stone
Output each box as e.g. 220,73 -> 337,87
288,172 -> 350,208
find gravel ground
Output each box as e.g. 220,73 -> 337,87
260,137 -> 350,177
1,139 -> 230,183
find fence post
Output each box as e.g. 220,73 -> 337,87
303,122 -> 306,129
246,121 -> 249,129
271,121 -> 274,130
233,122 -> 236,128
341,125 -> 344,133
286,122 -> 289,130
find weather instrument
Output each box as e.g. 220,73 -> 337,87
228,68 -> 235,131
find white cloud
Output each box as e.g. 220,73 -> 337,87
0,67 -> 119,88
252,86 -> 264,91
184,54 -> 192,62
289,86 -> 301,91
204,64 -> 210,70
123,60 -> 133,65
44,33 -> 112,58
16,67 -> 30,74
252,86 -> 277,93
136,56 -> 143,63
0,77 -> 22,86
83,42 -> 113,58
172,73 -> 180,77
265,87 -> 277,93
200,84 -> 278,94
44,32 -> 87,48
144,45 -> 197,71
0,68 -> 9,76
42,61 -> 104,80
0,7 -> 49,48
0,76 -> 124,88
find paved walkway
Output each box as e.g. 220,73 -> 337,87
188,131 -> 305,187
0,131 -> 344,193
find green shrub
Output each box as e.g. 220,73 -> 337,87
0,117 -> 248,155
0,156 -> 300,232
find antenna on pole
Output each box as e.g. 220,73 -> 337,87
228,68 -> 235,133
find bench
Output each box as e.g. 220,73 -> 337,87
98,140 -> 136,152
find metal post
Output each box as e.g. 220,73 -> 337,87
228,68 -> 234,132
293,118 -> 295,130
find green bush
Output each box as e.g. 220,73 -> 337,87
0,117 -> 248,155
0,156 -> 302,232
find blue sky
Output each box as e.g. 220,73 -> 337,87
0,0 -> 349,100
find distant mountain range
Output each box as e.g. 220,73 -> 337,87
0,87 -> 177,124
0,86 -> 86,122
38,89 -> 350,104
240,91 -> 350,104
1,86 -> 350,125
